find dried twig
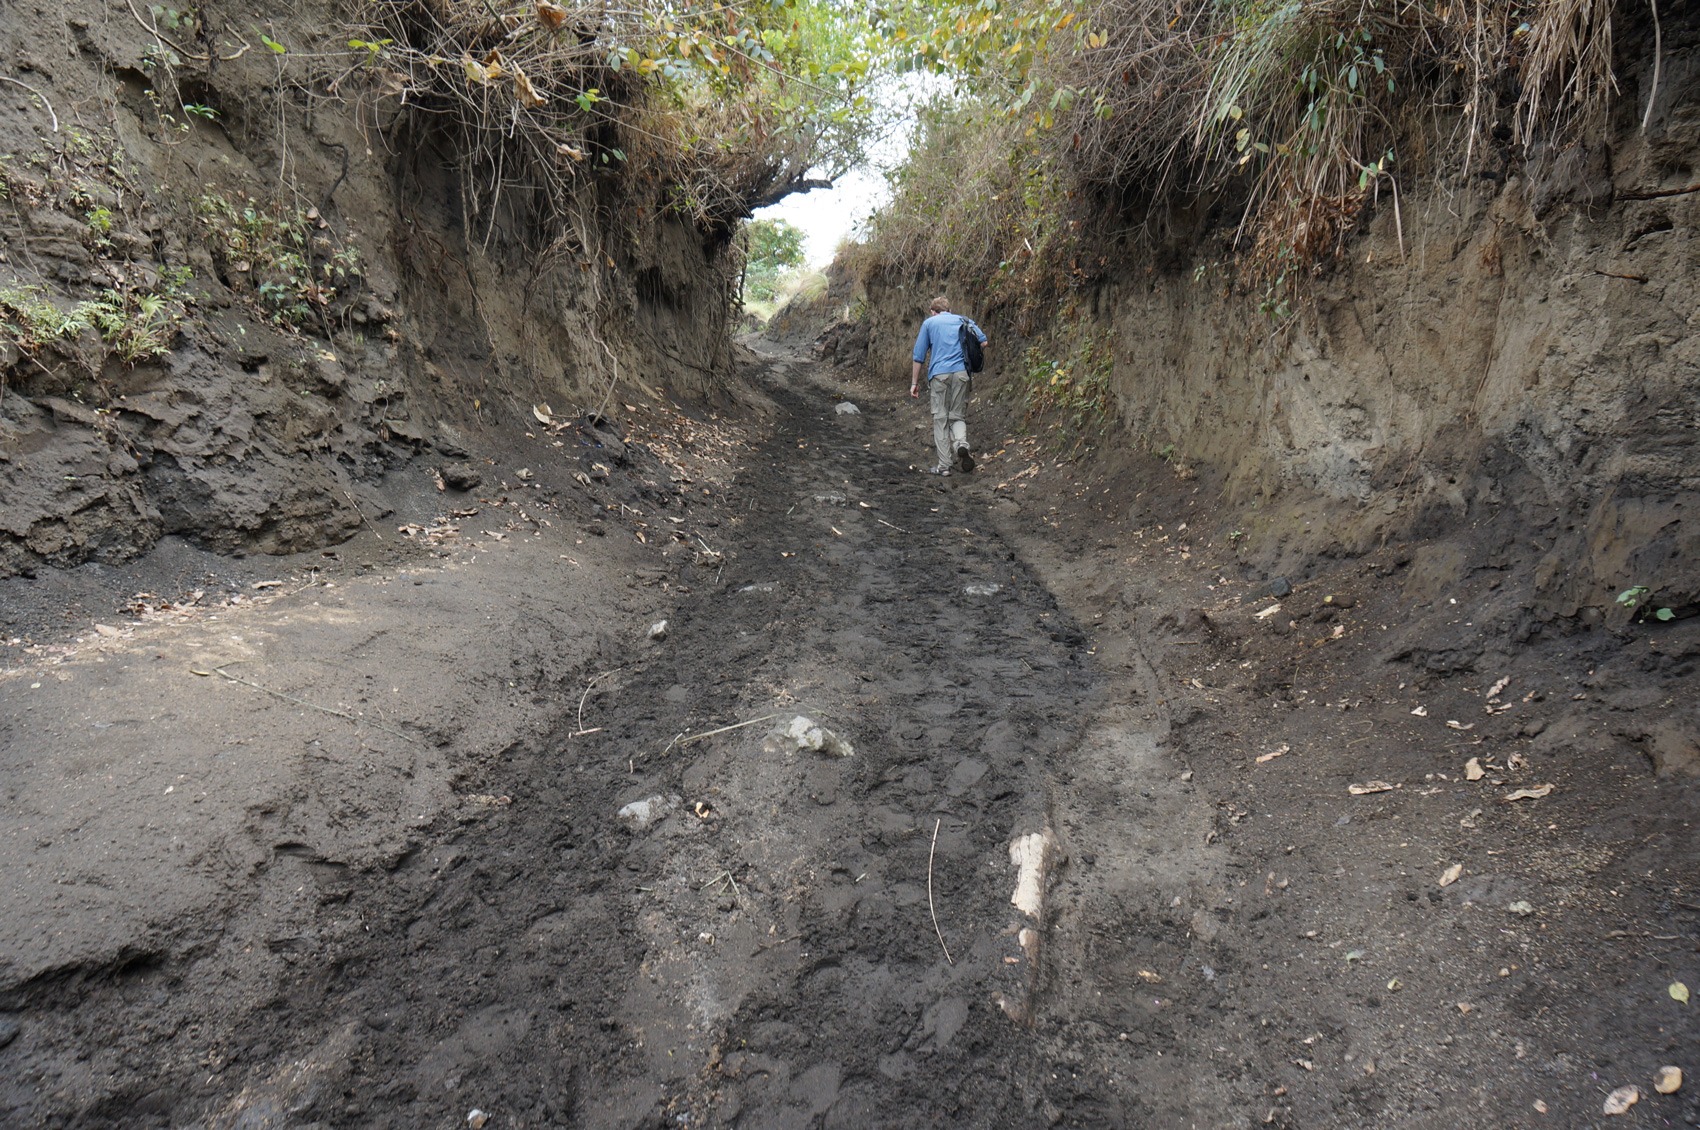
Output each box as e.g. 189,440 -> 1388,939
703,869 -> 742,901
575,668 -> 621,735
0,75 -> 58,132
341,488 -> 382,540
1641,0 -> 1663,133
200,663 -> 415,741
928,817 -> 954,965
664,712 -> 784,753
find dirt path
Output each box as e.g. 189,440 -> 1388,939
2,344 -> 1696,1129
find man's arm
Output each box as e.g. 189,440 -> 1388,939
910,323 -> 930,398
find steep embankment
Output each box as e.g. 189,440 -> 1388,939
0,0 -> 739,584
835,82 -> 1696,635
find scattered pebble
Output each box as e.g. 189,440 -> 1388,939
1602,1084 -> 1639,1115
467,1110 -> 491,1129
964,582 -> 1002,596
770,716 -> 854,758
1507,900 -> 1534,916
1654,1065 -> 1682,1094
1438,863 -> 1463,887
617,795 -> 679,831
647,619 -> 669,640
834,401 -> 860,415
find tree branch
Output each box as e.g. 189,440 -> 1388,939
745,176 -> 834,213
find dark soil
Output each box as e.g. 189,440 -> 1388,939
1,344 -> 1697,1129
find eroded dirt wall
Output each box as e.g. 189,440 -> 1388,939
849,56 -> 1698,624
0,0 -> 736,579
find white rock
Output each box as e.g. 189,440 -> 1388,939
1603,1085 -> 1639,1115
1009,832 -> 1054,919
772,715 -> 854,758
834,401 -> 860,415
617,794 -> 679,830
964,583 -> 1002,596
648,619 -> 669,640
1654,1066 -> 1682,1094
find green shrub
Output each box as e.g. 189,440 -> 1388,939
198,193 -> 360,331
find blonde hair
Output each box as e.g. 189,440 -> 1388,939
929,296 -> 950,313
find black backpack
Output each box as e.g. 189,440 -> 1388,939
958,316 -> 984,374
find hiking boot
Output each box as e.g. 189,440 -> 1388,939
926,463 -> 951,476
956,444 -> 975,473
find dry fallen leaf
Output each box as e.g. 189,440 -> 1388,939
1137,969 -> 1162,982
537,0 -> 568,27
1348,781 -> 1395,795
1503,784 -> 1554,802
1410,705 -> 1429,717
1654,1065 -> 1682,1094
1446,720 -> 1475,731
1533,1099 -> 1549,1114
1254,603 -> 1282,620
1602,1085 -> 1639,1115
1465,757 -> 1485,781
513,67 -> 547,107
1438,863 -> 1464,887
1486,676 -> 1511,699
1672,981 -> 1690,1004
1255,743 -> 1290,764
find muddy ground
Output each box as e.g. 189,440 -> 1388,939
1,343 -> 1697,1128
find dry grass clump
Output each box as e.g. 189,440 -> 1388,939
863,0 -> 1636,309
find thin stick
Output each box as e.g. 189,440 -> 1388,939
124,0 -> 206,62
575,668 -> 621,735
876,519 -> 909,534
0,76 -> 58,132
670,712 -> 783,750
204,663 -> 414,741
1641,0 -> 1663,133
342,488 -> 382,540
928,817 -> 954,965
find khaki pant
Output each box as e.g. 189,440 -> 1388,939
928,370 -> 970,469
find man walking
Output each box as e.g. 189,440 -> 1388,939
909,296 -> 988,476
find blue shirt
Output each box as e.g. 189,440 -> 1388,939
912,313 -> 987,379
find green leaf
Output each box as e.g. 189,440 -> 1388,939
260,33 -> 287,54
1656,607 -> 1674,621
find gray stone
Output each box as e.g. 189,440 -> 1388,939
441,462 -> 483,492
616,795 -> 679,831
